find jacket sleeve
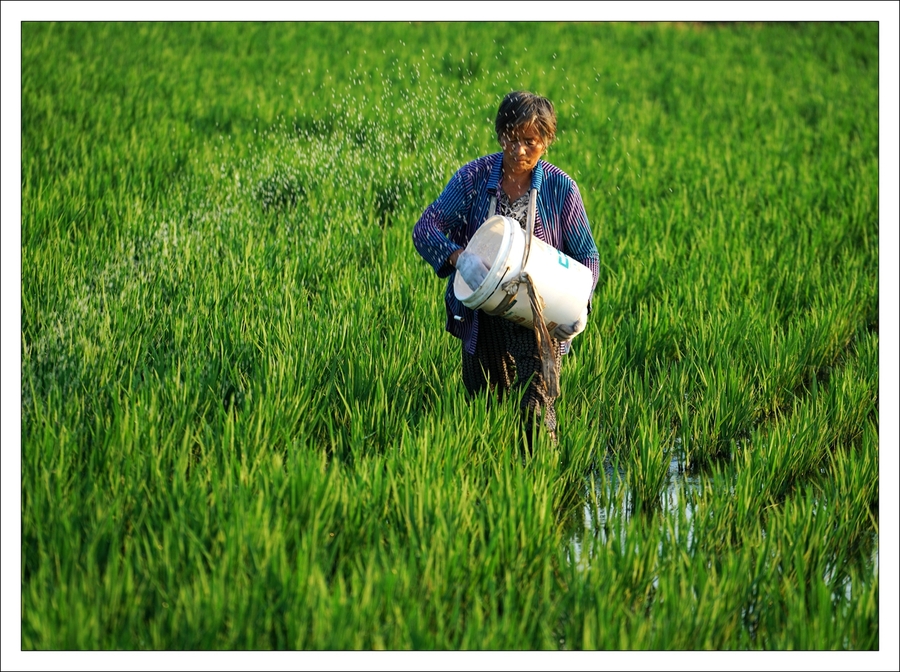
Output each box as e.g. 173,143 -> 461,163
412,168 -> 471,279
560,180 -> 600,294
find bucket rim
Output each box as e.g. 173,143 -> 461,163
454,215 -> 520,309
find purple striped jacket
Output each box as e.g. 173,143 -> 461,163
412,152 -> 600,355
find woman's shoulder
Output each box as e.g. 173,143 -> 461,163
449,153 -> 501,191
457,152 -> 502,175
540,159 -> 577,187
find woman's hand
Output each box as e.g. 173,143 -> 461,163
553,316 -> 586,341
455,250 -> 491,290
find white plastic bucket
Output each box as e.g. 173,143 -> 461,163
453,215 -> 593,334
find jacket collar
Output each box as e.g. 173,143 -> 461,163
531,159 -> 545,192
487,153 -> 503,191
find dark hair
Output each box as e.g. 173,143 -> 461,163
495,91 -> 557,147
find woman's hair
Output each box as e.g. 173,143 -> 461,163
495,91 -> 557,147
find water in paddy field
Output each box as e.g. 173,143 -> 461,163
563,444 -> 880,615
564,444 -> 703,571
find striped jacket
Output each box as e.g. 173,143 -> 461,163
412,152 -> 600,355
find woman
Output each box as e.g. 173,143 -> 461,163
412,91 -> 599,447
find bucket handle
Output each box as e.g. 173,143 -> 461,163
522,188 -> 537,268
521,188 -> 560,398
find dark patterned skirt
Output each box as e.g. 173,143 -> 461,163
461,311 -> 562,447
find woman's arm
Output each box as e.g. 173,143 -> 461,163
412,169 -> 471,278
560,180 -> 600,292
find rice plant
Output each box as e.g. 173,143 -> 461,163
18,21 -> 880,652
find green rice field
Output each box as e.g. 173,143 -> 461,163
7,16 -> 898,661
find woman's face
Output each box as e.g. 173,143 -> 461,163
500,123 -> 545,177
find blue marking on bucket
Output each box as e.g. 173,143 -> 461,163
557,250 -> 569,268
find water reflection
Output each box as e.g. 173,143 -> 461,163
564,446 -> 880,612
565,446 -> 703,570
